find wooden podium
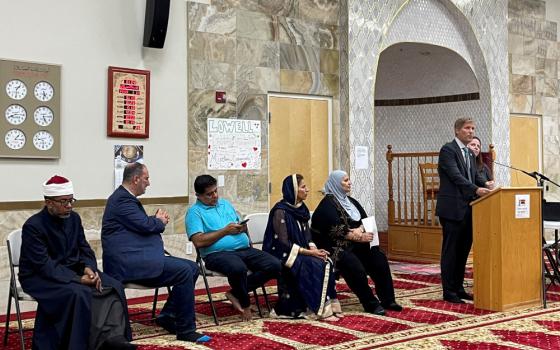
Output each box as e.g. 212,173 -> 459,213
471,187 -> 542,311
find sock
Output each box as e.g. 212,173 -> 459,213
177,331 -> 212,343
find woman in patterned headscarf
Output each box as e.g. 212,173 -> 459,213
263,174 -> 341,320
311,170 -> 402,315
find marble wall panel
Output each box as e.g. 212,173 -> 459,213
237,10 -> 278,41
236,38 -> 279,69
509,34 -> 523,55
237,93 -> 267,121
545,59 -> 558,79
278,17 -> 319,47
547,41 -> 560,59
542,96 -> 559,116
509,94 -> 533,114
511,55 -> 536,75
298,0 -> 339,25
188,1 -> 236,35
543,115 -> 560,136
188,89 -> 237,148
189,31 -> 236,63
238,0 -> 297,17
190,60 -> 236,92
317,24 -> 339,49
544,78 -> 559,97
320,48 -> 339,74
237,175 -> 268,202
536,57 -> 545,75
320,73 -> 339,98
279,69 -> 320,94
521,0 -> 546,19
544,135 -> 560,155
279,43 -> 320,72
523,17 -> 537,38
510,74 -> 533,94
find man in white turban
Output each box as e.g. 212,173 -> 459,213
19,175 -> 136,350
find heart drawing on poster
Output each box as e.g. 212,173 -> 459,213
241,162 -> 247,168
253,147 -> 258,151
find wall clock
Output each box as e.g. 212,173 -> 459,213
0,59 -> 61,158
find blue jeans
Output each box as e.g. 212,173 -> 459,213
126,256 -> 199,334
204,247 -> 281,308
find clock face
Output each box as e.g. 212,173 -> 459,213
5,104 -> 27,125
33,130 -> 54,151
34,106 -> 54,126
5,79 -> 27,100
34,81 -> 54,102
5,129 -> 26,150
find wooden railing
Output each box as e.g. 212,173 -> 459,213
386,144 -> 495,227
386,145 -> 439,227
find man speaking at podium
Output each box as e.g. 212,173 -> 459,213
437,117 -> 491,304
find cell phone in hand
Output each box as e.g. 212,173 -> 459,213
238,218 -> 250,225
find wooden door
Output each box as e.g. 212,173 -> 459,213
509,115 -> 541,187
268,96 -> 330,210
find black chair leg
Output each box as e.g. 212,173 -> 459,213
14,296 -> 25,350
261,285 -> 271,312
151,288 -> 159,319
200,267 -> 219,325
4,290 -> 12,346
253,290 -> 263,318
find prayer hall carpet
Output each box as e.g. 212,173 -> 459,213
3,262 -> 560,350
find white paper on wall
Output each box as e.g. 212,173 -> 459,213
207,118 -> 261,170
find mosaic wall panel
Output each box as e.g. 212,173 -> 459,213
509,0 -> 560,201
187,0 -> 341,215
346,0 -> 508,217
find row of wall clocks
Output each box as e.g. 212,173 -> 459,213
1,59 -> 60,158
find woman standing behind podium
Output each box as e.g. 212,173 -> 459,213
467,136 -> 494,188
311,170 -> 402,315
263,174 -> 341,321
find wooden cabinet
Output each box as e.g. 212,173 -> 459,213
388,224 -> 442,262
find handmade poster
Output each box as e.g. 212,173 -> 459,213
114,145 -> 144,189
207,118 -> 261,170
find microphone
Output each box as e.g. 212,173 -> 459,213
493,161 -> 537,180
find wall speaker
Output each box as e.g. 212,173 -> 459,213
143,0 -> 170,49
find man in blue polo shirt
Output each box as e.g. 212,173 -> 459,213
186,175 -> 281,321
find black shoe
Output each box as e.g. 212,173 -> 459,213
457,291 -> 473,300
101,336 -> 137,350
155,314 -> 176,334
443,294 -> 465,304
365,304 -> 386,316
382,302 -> 403,312
177,331 -> 212,343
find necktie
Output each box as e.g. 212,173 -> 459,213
463,148 -> 472,182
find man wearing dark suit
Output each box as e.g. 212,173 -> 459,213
436,117 -> 492,304
101,163 -> 210,343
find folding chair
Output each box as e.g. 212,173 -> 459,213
4,229 -> 36,350
195,245 -> 270,325
542,201 -> 560,305
124,249 -> 173,321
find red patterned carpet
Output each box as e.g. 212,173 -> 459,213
3,262 -> 560,349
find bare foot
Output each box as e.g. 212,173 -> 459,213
334,312 -> 345,318
322,315 -> 340,322
225,291 -> 243,312
241,307 -> 253,321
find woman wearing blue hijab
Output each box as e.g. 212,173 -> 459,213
311,170 -> 402,315
263,174 -> 341,320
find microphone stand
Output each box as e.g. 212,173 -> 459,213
494,161 -> 560,308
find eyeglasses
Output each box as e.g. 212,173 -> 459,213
49,198 -> 77,206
